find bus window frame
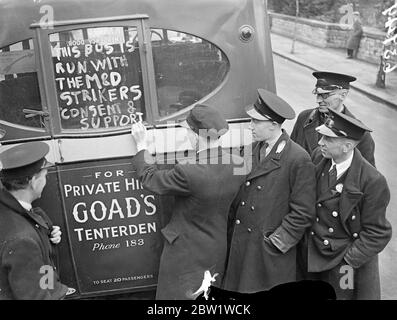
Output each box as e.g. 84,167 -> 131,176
0,36 -> 51,142
31,15 -> 160,137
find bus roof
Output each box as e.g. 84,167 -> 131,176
1,0 -> 260,47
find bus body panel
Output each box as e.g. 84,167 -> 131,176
0,0 -> 274,298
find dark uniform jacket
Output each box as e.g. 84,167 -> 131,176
0,189 -> 68,300
290,106 -> 376,166
132,147 -> 246,300
307,150 -> 392,299
223,131 -> 316,293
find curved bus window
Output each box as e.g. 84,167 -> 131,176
49,27 -> 145,131
0,40 -> 44,128
151,29 -> 230,117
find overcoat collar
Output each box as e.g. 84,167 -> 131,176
0,188 -> 49,229
303,109 -> 321,153
304,105 -> 350,130
316,150 -> 364,224
247,130 -> 290,180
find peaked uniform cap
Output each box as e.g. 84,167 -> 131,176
0,141 -> 53,179
313,71 -> 357,93
245,88 -> 295,123
316,108 -> 371,141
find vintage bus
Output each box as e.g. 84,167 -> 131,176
0,0 -> 275,299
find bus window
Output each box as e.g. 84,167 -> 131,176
150,29 -> 229,117
49,26 -> 146,131
0,39 -> 44,128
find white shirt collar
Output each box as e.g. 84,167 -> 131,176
18,200 -> 32,211
330,150 -> 354,179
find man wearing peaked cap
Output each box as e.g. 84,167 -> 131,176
179,104 -> 229,139
290,71 -> 376,166
130,104 -> 246,300
0,141 -> 69,300
223,89 -> 317,293
300,109 -> 392,299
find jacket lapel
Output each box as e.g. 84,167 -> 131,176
30,207 -> 51,229
303,109 -> 320,154
338,151 -> 364,224
247,131 -> 289,180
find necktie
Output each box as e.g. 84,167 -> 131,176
329,164 -> 337,187
259,141 -> 269,163
319,112 -> 328,123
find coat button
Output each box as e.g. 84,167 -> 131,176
353,233 -> 358,238
251,206 -> 255,211
332,211 -> 338,217
323,239 -> 329,245
352,215 -> 356,220
236,220 -> 241,225
328,228 -> 334,233
257,186 -> 262,190
241,201 -> 245,206
316,217 -> 319,222
247,228 -> 252,232
317,203 -> 322,208
35,224 -> 39,228
246,181 -> 250,187
310,231 -> 315,236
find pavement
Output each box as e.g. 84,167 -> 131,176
271,32 -> 397,110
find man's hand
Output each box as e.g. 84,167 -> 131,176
131,122 -> 148,152
50,226 -> 62,244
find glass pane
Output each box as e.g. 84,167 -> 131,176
50,26 -> 145,131
151,29 -> 229,117
0,39 -> 43,128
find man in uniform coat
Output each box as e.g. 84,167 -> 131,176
223,89 -> 316,293
290,71 -> 375,166
130,105 -> 246,300
303,109 -> 392,299
0,142 -> 69,299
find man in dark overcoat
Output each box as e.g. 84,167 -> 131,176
223,89 -> 316,293
130,105 -> 246,300
0,142 -> 69,300
303,109 -> 392,299
346,12 -> 363,59
290,71 -> 375,166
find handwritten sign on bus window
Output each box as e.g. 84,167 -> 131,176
50,27 -> 145,130
59,159 -> 163,294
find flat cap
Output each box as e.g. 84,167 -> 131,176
316,108 -> 371,141
245,89 -> 295,124
313,71 -> 357,94
179,104 -> 229,138
0,141 -> 53,179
